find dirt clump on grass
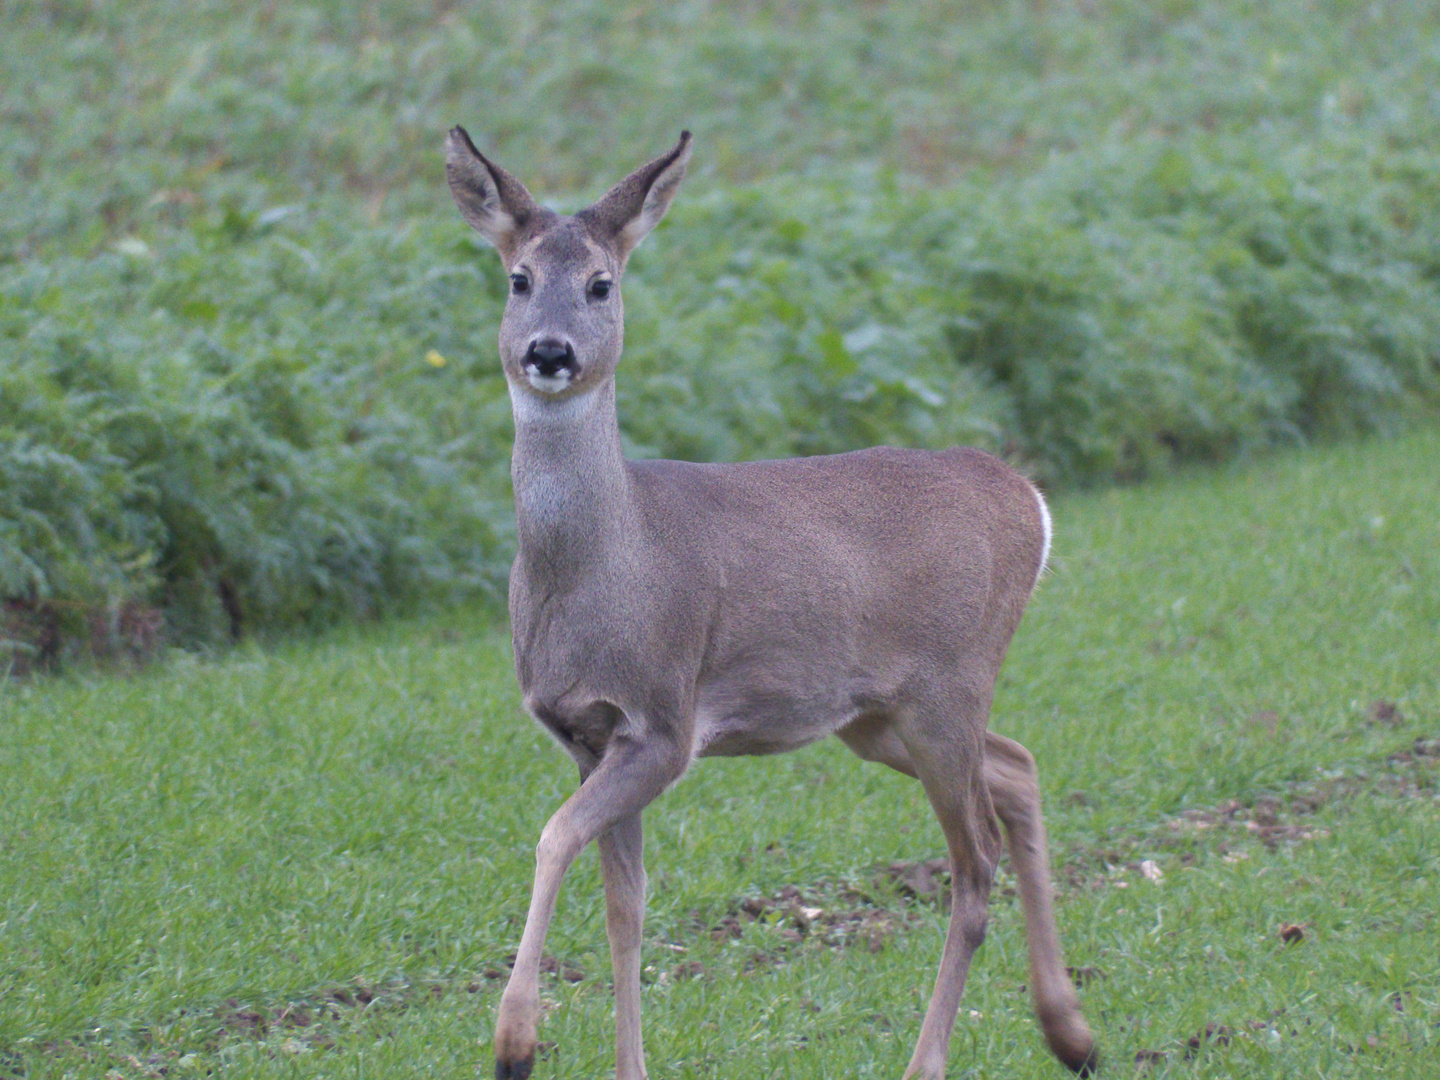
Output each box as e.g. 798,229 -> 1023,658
1367,700 -> 1403,727
1278,922 -> 1308,945
1080,735 -> 1440,881
700,877 -> 924,974
1054,734 -> 1439,891
1163,790 -> 1335,851
178,970 -> 502,1059
207,981 -> 393,1048
1185,1022 -> 1233,1056
885,857 -> 952,901
1387,735 -> 1440,765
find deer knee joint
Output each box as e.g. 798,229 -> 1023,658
535,823 -> 575,868
958,905 -> 989,954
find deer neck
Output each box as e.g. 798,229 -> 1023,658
509,379 -> 635,583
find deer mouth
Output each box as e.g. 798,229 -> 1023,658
524,368 -> 574,393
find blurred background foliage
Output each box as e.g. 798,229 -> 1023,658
2,0 -> 1439,661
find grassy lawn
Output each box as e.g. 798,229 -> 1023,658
2,427 -> 1436,1078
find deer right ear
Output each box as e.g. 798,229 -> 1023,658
445,126 -> 538,263
579,131 -> 692,263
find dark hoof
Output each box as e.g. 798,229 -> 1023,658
1064,1044 -> 1100,1076
496,1055 -> 534,1080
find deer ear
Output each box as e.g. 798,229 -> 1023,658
445,126 -> 539,263
579,131 -> 692,262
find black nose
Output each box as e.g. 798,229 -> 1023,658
524,339 -> 577,378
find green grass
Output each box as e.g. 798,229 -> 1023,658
2,427 -> 1436,1078
5,0 -> 1438,230
5,0 -> 1440,649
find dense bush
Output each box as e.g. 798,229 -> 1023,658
619,138 -> 1440,483
2,1 -> 1439,660
1,217 -> 515,663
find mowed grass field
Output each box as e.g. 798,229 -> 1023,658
2,428 -> 1437,1079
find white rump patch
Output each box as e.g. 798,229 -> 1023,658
1032,483 -> 1053,589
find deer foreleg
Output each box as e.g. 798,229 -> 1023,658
494,736 -> 683,1080
599,813 -> 647,1080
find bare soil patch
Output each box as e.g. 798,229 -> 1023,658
1061,734 -> 1439,889
698,880 -> 921,975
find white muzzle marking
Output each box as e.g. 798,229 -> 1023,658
525,368 -> 574,393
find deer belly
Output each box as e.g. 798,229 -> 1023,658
692,692 -> 855,758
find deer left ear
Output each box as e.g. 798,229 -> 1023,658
579,131 -> 692,263
445,126 -> 541,265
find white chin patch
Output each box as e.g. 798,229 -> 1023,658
525,369 -> 573,393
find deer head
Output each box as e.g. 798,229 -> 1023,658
445,127 -> 691,400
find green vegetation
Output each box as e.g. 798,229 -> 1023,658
1,427 -> 1437,1078
4,7 -> 1436,1072
3,0 -> 1440,651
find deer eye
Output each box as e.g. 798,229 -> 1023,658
509,273 -> 530,295
588,277 -> 612,300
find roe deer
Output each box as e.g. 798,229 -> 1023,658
445,126 -> 1098,1080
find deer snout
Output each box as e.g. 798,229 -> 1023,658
522,338 -> 578,392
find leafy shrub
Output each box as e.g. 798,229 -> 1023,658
3,0 -> 1439,659
620,137 -> 1440,483
1,220 -> 515,661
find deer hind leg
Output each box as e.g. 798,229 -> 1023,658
494,736 -> 684,1080
894,715 -> 1003,1080
598,813 -> 648,1080
837,711 -> 918,778
983,732 -> 1097,1074
837,719 -> 1097,1075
